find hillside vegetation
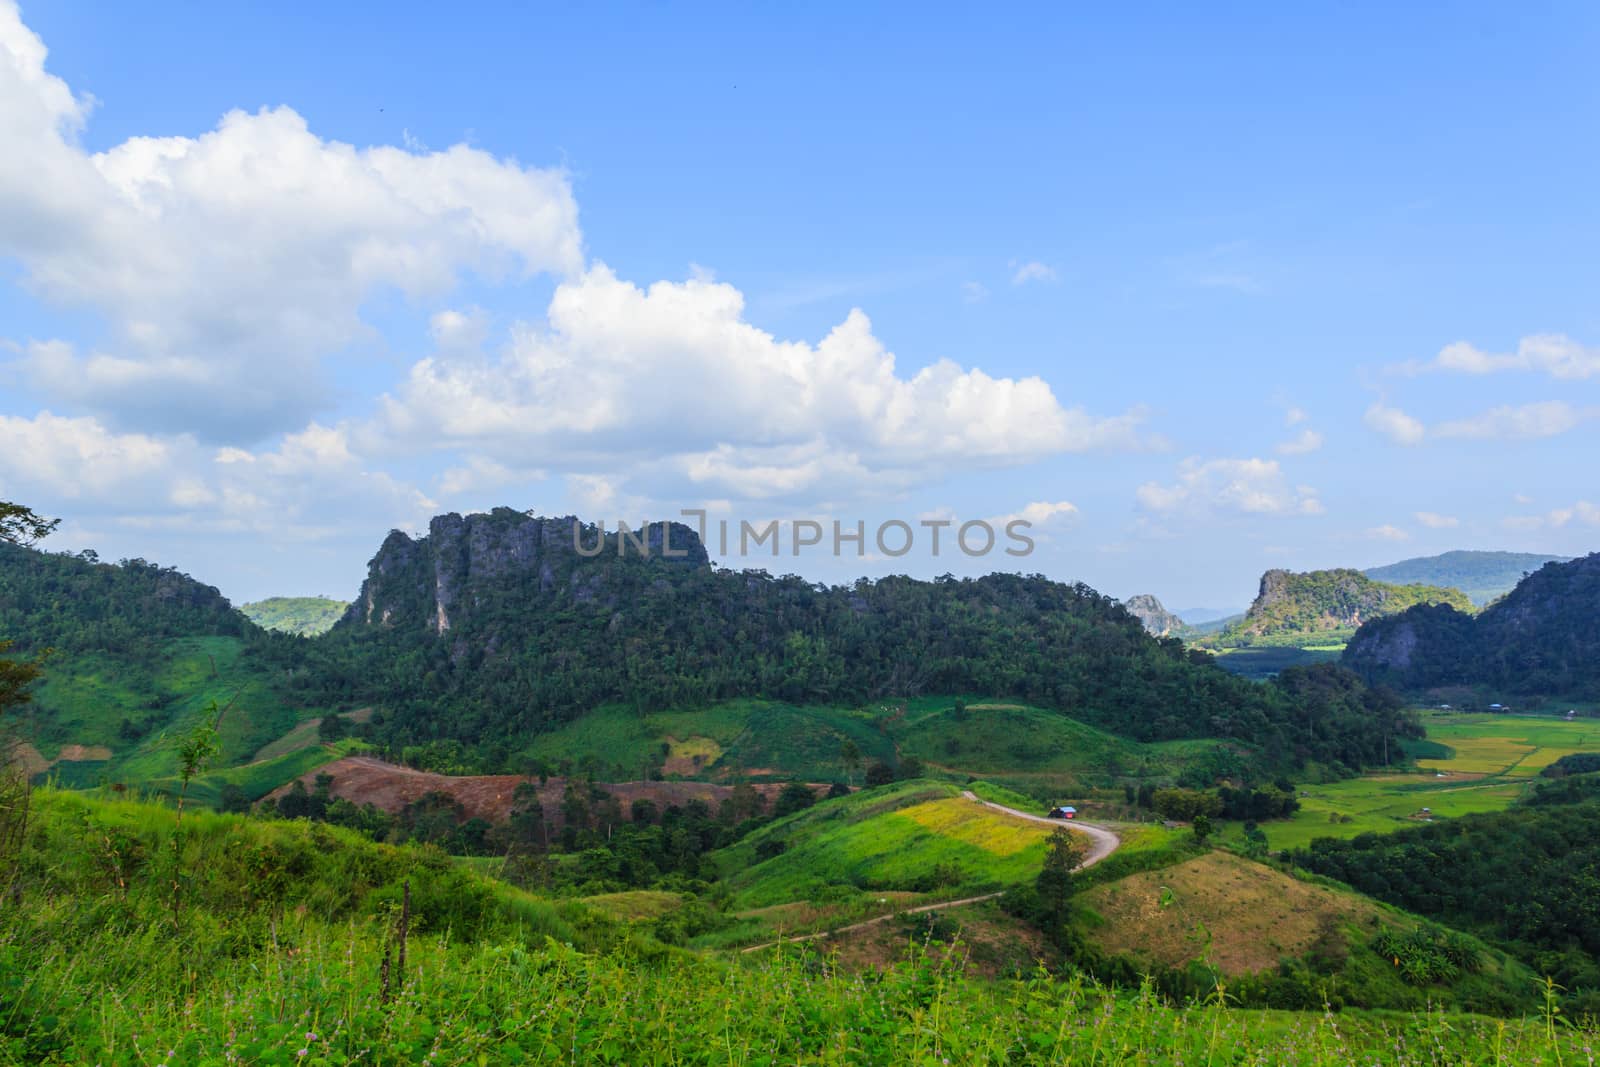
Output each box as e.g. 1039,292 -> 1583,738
262,509 -> 1414,779
240,596 -> 350,636
1293,774 -> 1600,1001
1344,553 -> 1600,697
2,795 -> 1587,1065
1207,568 -> 1472,649
1365,550 -> 1571,607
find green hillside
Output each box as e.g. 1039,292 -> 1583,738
239,595 -> 350,636
2,793 -> 1585,1063
1365,550 -> 1572,606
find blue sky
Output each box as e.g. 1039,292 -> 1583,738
2,1 -> 1597,610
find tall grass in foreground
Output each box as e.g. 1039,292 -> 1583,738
6,913 -> 1599,1065
3,788 -> 1599,1064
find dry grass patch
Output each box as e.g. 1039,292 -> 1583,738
662,735 -> 724,776
582,891 -> 685,923
892,798 -> 1054,857
1081,851 -> 1382,975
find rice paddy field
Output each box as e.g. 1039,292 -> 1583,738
1264,711 -> 1600,851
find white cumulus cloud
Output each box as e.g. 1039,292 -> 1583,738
1406,334 -> 1600,380
1364,402 -> 1426,446
1136,457 -> 1323,517
1414,511 -> 1460,529
0,2 -> 581,442
1434,401 -> 1593,441
368,265 -> 1153,504
1010,261 -> 1057,285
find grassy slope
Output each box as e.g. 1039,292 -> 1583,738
522,697 -> 1229,792
714,781 -> 1058,907
238,596 -> 349,636
26,636 -> 310,782
1080,850 -> 1534,1012
5,792 -> 1589,1063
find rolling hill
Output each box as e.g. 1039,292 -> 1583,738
1365,550 -> 1572,606
239,595 -> 350,636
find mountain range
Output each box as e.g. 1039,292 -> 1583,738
1363,551 -> 1572,606
1345,553 -> 1600,697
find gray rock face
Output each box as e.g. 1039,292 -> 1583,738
1123,593 -> 1184,637
341,509 -> 709,634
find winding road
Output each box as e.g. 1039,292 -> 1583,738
739,792 -> 1121,954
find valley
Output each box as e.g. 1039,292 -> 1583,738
4,508 -> 1600,1060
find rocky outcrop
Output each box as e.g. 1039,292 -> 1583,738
1215,568 -> 1472,645
341,509 -> 709,635
1123,594 -> 1185,637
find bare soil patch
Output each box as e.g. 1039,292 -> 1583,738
264,756 -> 825,827
54,744 -> 112,762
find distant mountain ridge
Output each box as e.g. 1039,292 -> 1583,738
1345,553 -> 1600,696
1364,550 -> 1572,606
1208,568 -> 1473,648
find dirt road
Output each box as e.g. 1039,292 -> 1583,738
739,791 -> 1121,954
959,790 -> 1121,867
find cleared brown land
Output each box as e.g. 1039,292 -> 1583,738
1080,851 -> 1382,975
7,741 -> 49,777
264,755 -> 823,827
55,744 -> 113,761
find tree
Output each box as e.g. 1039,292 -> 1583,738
317,713 -> 348,743
897,756 -> 925,781
772,781 -> 818,819
0,502 -> 57,548
839,739 -> 862,785
1036,827 -> 1087,928
218,783 -> 250,813
864,761 -> 896,788
1191,813 -> 1214,844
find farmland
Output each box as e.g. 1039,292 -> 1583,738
1260,711 -> 1600,850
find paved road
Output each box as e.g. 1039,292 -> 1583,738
739,792 -> 1121,954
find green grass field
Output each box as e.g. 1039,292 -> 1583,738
1259,711 -> 1600,851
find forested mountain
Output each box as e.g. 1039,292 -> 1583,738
1207,568 -> 1472,648
1365,550 -> 1571,606
1343,553 -> 1600,696
1122,594 -> 1184,637
0,543 -> 251,656
268,508 -> 1412,774
241,596 -> 350,636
